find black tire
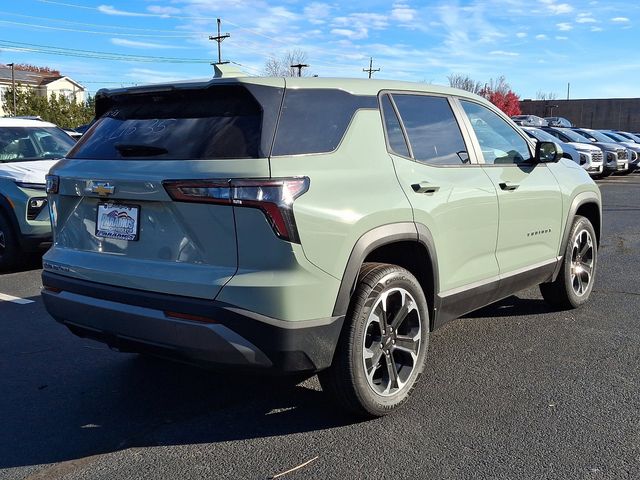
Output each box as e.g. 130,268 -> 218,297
0,213 -> 21,271
319,263 -> 429,417
540,215 -> 597,309
597,169 -> 613,179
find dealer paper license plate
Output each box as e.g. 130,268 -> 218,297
96,203 -> 140,241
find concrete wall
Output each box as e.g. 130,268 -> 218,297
519,98 -> 640,132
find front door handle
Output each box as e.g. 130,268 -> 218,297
499,182 -> 519,191
411,182 -> 440,194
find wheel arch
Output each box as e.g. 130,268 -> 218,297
552,191 -> 601,281
332,222 -> 440,331
0,193 -> 20,236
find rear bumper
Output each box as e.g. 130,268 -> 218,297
42,272 -> 343,373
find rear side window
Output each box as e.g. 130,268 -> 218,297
391,94 -> 468,165
380,94 -> 410,157
68,85 -> 280,160
272,89 -> 377,156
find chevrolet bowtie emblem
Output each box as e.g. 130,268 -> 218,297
91,182 -> 115,196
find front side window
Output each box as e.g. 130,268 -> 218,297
461,100 -> 531,165
392,94 -> 468,165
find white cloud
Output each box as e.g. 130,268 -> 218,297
98,5 -> 152,17
591,26 -> 603,31
391,3 -> 417,22
303,3 -> 332,24
110,38 -> 184,49
330,28 -> 368,40
147,5 -> 181,16
611,17 -> 630,23
576,15 -> 596,23
490,50 -> 520,56
540,1 -> 574,15
555,35 -> 569,40
536,34 -> 548,40
269,7 -> 298,21
516,32 -> 527,38
556,22 -> 573,30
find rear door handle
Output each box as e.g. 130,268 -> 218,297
411,182 -> 440,194
499,182 -> 519,191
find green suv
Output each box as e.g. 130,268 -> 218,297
42,74 -> 601,417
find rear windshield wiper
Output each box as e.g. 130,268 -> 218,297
115,144 -> 168,157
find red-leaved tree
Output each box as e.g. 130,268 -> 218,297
486,90 -> 521,116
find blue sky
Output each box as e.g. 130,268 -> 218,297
0,0 -> 638,99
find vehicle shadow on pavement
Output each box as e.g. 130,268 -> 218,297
464,295 -> 556,319
3,251 -> 44,274
0,312 -> 360,469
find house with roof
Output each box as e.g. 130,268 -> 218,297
0,65 -> 86,116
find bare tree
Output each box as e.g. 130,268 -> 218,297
264,49 -> 310,77
536,90 -> 558,100
486,75 -> 511,95
447,74 -> 483,94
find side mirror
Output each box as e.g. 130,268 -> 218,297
535,141 -> 562,163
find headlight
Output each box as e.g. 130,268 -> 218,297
579,153 -> 588,165
607,152 -> 615,161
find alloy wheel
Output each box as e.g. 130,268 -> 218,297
570,229 -> 594,296
362,287 -> 422,397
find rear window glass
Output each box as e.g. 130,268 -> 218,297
68,85 -> 278,160
272,89 -> 377,156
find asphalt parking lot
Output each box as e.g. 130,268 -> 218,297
1,172 -> 639,480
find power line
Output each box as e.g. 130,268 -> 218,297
0,11 -> 212,34
0,40 -> 212,63
0,19 -> 207,38
36,0 -> 292,46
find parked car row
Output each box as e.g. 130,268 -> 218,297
517,123 -> 640,178
511,115 -> 573,128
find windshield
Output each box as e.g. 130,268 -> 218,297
619,132 -> 640,142
0,126 -> 75,163
553,128 -> 592,143
525,128 -> 560,143
578,129 -> 616,143
602,131 -> 629,142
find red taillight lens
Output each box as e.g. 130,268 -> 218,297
163,177 -> 310,243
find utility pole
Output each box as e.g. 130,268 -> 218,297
566,82 -> 570,100
209,18 -> 230,65
7,63 -> 16,116
290,63 -> 309,77
363,57 -> 380,78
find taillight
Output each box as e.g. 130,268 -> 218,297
46,175 -> 59,194
163,177 -> 310,243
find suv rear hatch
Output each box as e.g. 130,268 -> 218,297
45,78 -> 284,299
